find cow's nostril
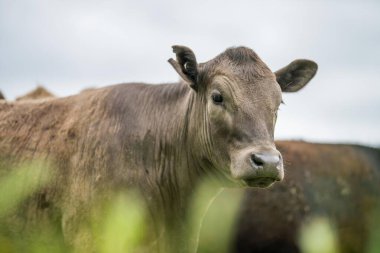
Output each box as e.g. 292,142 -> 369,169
250,153 -> 281,169
251,154 -> 265,167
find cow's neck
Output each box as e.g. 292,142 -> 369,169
128,82 -> 220,252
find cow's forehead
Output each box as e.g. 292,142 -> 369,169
199,47 -> 275,86
199,47 -> 281,105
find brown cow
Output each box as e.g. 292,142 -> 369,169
0,46 -> 317,253
0,87 -> 53,101
232,141 -> 380,253
15,86 -> 55,101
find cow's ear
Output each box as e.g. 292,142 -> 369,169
275,59 -> 318,92
168,45 -> 199,90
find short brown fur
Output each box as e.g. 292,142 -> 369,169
0,46 -> 317,253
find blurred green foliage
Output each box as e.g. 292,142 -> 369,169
366,205 -> 380,253
0,162 -> 147,253
297,211 -> 380,253
0,164 -> 379,253
0,161 -> 52,218
195,188 -> 243,253
93,193 -> 147,253
0,161 -> 64,253
298,216 -> 340,253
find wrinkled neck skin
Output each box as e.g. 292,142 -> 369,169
110,82 -> 222,252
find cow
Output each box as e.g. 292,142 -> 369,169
15,86 -> 55,101
0,46 -> 317,253
232,141 -> 380,253
0,91 -> 5,100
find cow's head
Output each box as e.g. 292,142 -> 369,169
169,45 -> 317,187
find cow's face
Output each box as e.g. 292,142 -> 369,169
169,46 -> 317,187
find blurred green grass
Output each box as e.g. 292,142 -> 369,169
298,216 -> 340,253
0,161 -> 52,218
0,164 -> 379,253
0,163 -> 148,253
366,205 -> 380,253
93,192 -> 147,253
195,188 -> 243,253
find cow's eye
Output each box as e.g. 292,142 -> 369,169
211,91 -> 223,104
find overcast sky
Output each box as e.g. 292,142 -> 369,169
1,0 -> 379,146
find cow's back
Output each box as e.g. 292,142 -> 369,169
0,87 -> 128,244
232,141 -> 380,253
0,87 -> 112,164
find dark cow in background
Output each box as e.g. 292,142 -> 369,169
232,141 -> 380,253
0,91 -> 5,100
0,46 -> 317,253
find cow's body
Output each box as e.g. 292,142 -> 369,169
0,83 -> 201,252
0,46 -> 317,252
233,141 -> 380,253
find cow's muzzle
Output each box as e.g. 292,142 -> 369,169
231,147 -> 284,188
244,151 -> 283,187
